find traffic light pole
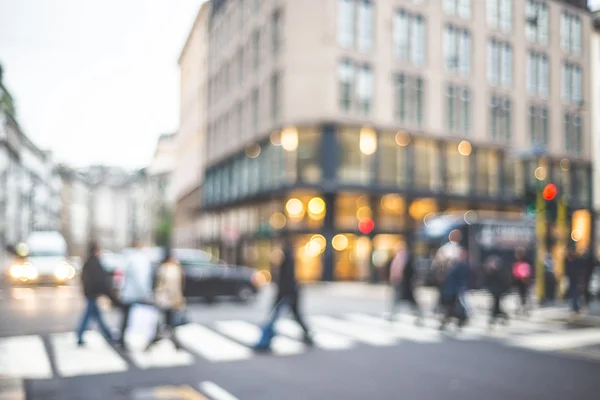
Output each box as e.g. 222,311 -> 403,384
556,195 -> 568,298
535,185 -> 546,302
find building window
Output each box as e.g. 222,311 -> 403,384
526,0 -> 549,46
528,105 -> 548,146
337,0 -> 373,51
339,60 -> 354,111
527,51 -> 549,98
444,0 -> 471,19
356,64 -> 374,115
444,25 -> 471,76
378,133 -> 408,186
487,39 -> 512,87
487,0 -> 512,33
413,139 -> 439,191
338,0 -> 355,48
338,128 -> 372,184
252,30 -> 260,70
252,88 -> 259,132
446,84 -> 471,136
561,11 -> 581,56
489,95 -> 511,142
270,73 -> 280,121
297,129 -> 322,183
393,10 -> 426,66
272,10 -> 282,56
564,112 -> 582,156
446,143 -> 470,195
562,62 -> 582,105
476,149 -> 499,196
395,74 -> 424,127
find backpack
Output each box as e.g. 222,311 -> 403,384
513,261 -> 531,280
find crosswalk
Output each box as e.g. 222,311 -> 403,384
1,312 -> 599,381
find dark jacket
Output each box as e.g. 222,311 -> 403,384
486,265 -> 511,297
81,255 -> 113,299
276,247 -> 298,301
401,253 -> 416,292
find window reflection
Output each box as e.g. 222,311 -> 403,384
335,193 -> 365,230
295,235 -> 323,282
338,128 -> 372,183
476,149 -> 499,196
298,128 -> 322,183
413,139 -> 439,191
446,143 -> 470,194
378,133 -> 408,186
334,234 -> 371,281
377,195 -> 405,231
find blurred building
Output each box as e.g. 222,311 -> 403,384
172,1 -> 211,249
194,0 -> 595,281
592,10 -> 600,255
58,166 -> 91,257
149,133 -> 177,205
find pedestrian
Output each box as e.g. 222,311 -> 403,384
145,247 -> 185,351
580,249 -> 595,309
512,247 -> 532,316
388,241 -> 423,325
118,239 -> 153,351
76,242 -> 118,346
439,246 -> 470,331
484,255 -> 510,327
254,239 -> 313,351
543,252 -> 557,304
565,247 -> 582,317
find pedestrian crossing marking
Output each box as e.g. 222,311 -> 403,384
308,316 -> 397,346
507,328 -> 600,351
275,319 -> 355,350
127,333 -> 195,369
345,314 -> 443,343
176,323 -> 253,362
0,335 -> 52,379
214,320 -> 305,356
51,331 -> 128,377
199,381 -> 239,400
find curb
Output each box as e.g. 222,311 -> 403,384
0,377 -> 24,400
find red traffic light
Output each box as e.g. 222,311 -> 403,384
358,218 -> 375,234
542,183 -> 557,201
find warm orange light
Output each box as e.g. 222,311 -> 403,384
359,127 -> 377,155
285,198 -> 304,216
395,131 -> 410,146
281,127 -> 299,151
457,140 -> 472,156
308,197 -> 326,215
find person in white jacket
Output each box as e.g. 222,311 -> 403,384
118,240 -> 153,350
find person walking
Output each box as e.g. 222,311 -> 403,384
76,242 -> 118,346
254,239 -> 313,351
565,247 -> 583,317
118,239 -> 153,351
439,246 -> 470,331
388,241 -> 423,324
145,248 -> 185,351
512,248 -> 532,316
484,255 -> 510,327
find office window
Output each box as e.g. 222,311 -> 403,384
444,0 -> 471,19
252,30 -> 260,70
338,128 -> 372,183
528,105 -> 548,146
446,84 -> 471,135
561,12 -> 581,56
446,143 -> 470,195
272,10 -> 282,56
356,65 -> 373,115
395,74 -> 424,127
564,112 -> 582,156
357,0 -> 374,52
527,51 -> 549,98
252,88 -> 259,132
270,73 -> 280,121
339,60 -> 354,111
378,133 -> 408,186
413,139 -> 439,190
393,10 -> 426,66
562,62 -> 582,105
487,39 -> 512,87
526,0 -> 549,46
489,95 -> 511,142
338,0 -> 355,48
444,25 -> 471,76
487,0 -> 512,33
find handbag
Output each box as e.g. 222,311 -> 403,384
127,303 -> 160,346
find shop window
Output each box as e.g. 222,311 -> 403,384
298,128 -> 322,183
338,128 -> 372,184
285,193 -> 325,230
446,143 -> 470,195
295,235 -> 323,282
335,193 -> 369,230
377,194 -> 406,231
378,133 -> 408,186
503,156 -> 523,198
574,166 -> 590,206
334,234 -> 371,281
413,139 -> 440,191
476,149 -> 499,196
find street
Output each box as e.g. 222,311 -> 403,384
1,283 -> 600,399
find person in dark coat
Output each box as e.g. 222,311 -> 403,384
512,247 -> 532,316
485,255 -> 510,326
565,247 -> 583,315
439,246 -> 470,331
388,242 -> 423,324
76,242 -> 118,346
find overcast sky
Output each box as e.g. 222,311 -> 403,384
0,0 -> 599,168
0,0 -> 204,168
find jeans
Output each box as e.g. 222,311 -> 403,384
266,298 -> 310,336
570,285 -> 581,313
76,297 -> 113,344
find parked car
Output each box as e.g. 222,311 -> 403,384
113,248 -> 267,303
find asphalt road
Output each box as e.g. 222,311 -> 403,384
1,283 -> 600,400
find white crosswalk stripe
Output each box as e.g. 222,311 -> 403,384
1,312 -> 599,380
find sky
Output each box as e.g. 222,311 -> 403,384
0,0 -> 599,168
0,0 -> 204,168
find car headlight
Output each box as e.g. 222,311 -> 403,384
10,265 -> 23,279
55,263 -> 75,280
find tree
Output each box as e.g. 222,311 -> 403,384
154,211 -> 172,248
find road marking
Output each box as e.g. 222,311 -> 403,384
152,385 -> 208,400
507,328 -> 600,351
0,376 -> 25,400
199,381 -> 239,400
176,323 -> 253,362
345,314 -> 443,343
51,331 -> 128,377
275,319 -> 355,350
0,335 -> 53,379
214,320 -> 305,356
308,316 -> 396,346
127,333 -> 194,369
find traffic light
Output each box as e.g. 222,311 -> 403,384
543,183 -> 558,222
542,183 -> 557,201
524,186 -> 537,216
358,218 -> 375,234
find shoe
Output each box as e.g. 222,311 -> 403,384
76,341 -> 85,347
253,345 -> 271,353
303,334 -> 314,346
